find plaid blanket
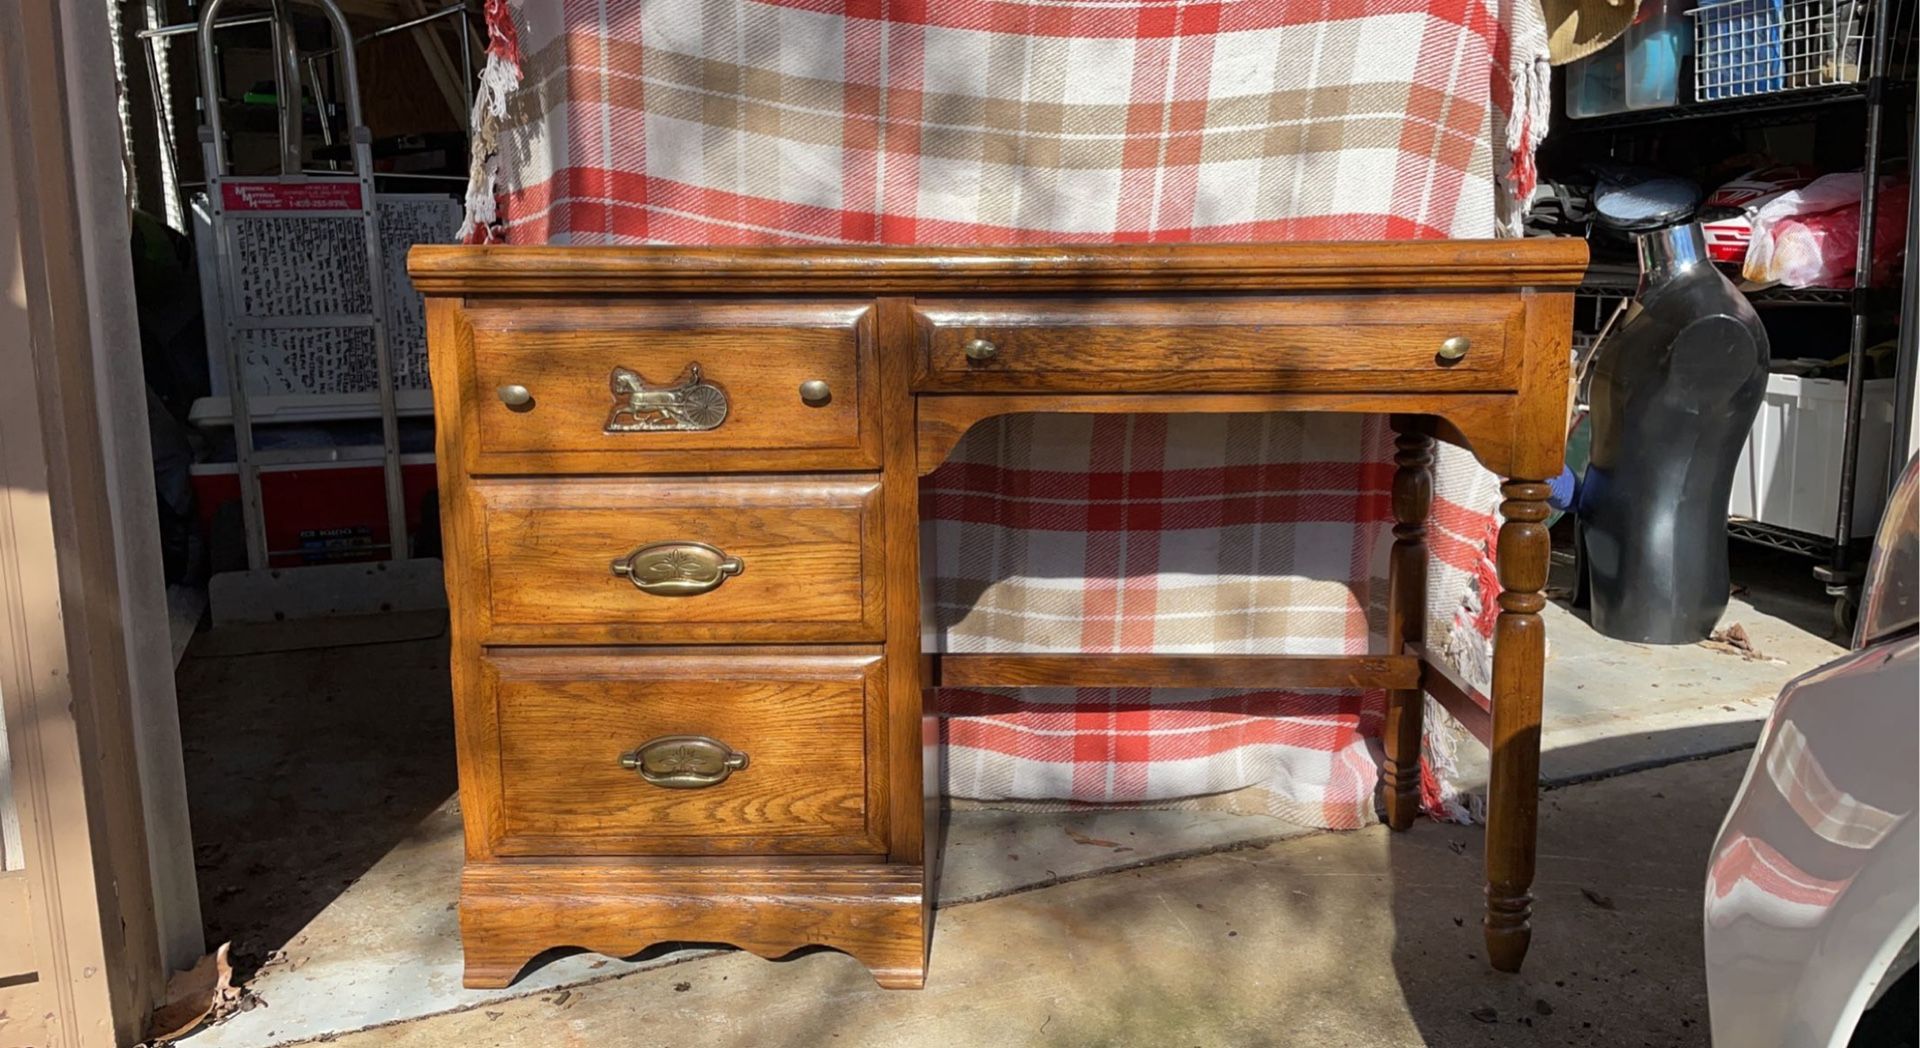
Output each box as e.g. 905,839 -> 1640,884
463,0 -> 1550,828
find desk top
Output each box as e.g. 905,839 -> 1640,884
409,239 -> 1590,295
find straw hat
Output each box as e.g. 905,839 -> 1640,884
1543,0 -> 1643,65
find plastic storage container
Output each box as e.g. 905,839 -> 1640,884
1567,37 -> 1632,118
1728,372 -> 1896,537
1567,0 -> 1693,117
1626,0 -> 1693,107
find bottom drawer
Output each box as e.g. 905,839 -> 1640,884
484,649 -> 886,856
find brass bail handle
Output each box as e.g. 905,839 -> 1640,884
620,735 -> 750,789
611,541 -> 744,596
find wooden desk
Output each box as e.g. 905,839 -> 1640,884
409,240 -> 1588,989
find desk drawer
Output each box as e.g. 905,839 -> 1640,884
486,649 -> 886,856
913,295 -> 1524,393
459,300 -> 878,473
475,476 -> 883,645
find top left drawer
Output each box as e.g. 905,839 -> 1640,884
447,299 -> 879,474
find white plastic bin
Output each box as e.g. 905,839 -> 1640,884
1728,373 -> 1896,538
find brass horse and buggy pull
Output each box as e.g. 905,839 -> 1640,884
604,362 -> 730,433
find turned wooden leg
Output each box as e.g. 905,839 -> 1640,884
1485,479 -> 1550,972
1381,426 -> 1433,830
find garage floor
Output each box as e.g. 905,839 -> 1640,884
250,753 -> 1753,1048
171,545 -> 1845,1047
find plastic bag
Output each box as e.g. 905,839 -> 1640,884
1743,170 -> 1910,288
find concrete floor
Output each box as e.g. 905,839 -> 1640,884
281,754 -> 1746,1048
169,544 -> 1846,1047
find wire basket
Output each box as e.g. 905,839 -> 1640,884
1691,0 -> 1869,100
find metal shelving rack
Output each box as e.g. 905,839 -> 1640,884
1560,0 -> 1916,625
1568,82 -> 1878,131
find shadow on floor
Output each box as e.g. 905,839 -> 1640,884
346,736 -> 1751,1048
1385,728 -> 1746,1048
174,627 -> 456,981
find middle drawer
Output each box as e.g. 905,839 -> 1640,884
474,475 -> 884,644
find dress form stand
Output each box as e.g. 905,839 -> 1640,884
1576,222 -> 1770,643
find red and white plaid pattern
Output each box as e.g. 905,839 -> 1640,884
465,0 -> 1549,828
474,0 -> 1546,244
1707,832 -> 1850,925
1764,719 -> 1903,850
925,413 -> 1500,828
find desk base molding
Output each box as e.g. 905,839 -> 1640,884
459,861 -> 929,990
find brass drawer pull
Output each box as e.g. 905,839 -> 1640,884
611,541 -> 744,596
798,379 -> 832,405
620,735 -> 749,789
605,362 -> 730,432
963,337 -> 998,362
497,383 -> 533,408
1437,336 -> 1471,362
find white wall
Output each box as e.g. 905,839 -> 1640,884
60,0 -> 203,972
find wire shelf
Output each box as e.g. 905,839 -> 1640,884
1574,265 -> 1859,306
1728,517 -> 1837,555
1561,81 -> 1872,130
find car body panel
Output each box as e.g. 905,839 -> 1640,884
1704,633 -> 1918,1047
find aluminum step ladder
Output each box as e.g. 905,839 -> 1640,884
196,0 -> 443,625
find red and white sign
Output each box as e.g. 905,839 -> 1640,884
221,181 -> 363,212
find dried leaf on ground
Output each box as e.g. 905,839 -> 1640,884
1580,887 -> 1617,911
1699,622 -> 1783,664
147,942 -> 248,1042
1064,828 -> 1120,848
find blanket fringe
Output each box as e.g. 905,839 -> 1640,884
460,0 -> 524,243
1419,510 -> 1501,825
1498,53 -> 1552,237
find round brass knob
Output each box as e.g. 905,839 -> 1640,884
497,383 -> 533,407
1436,336 -> 1471,362
798,379 -> 832,406
963,337 -> 998,362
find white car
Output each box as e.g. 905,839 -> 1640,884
1705,453 -> 1919,1047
